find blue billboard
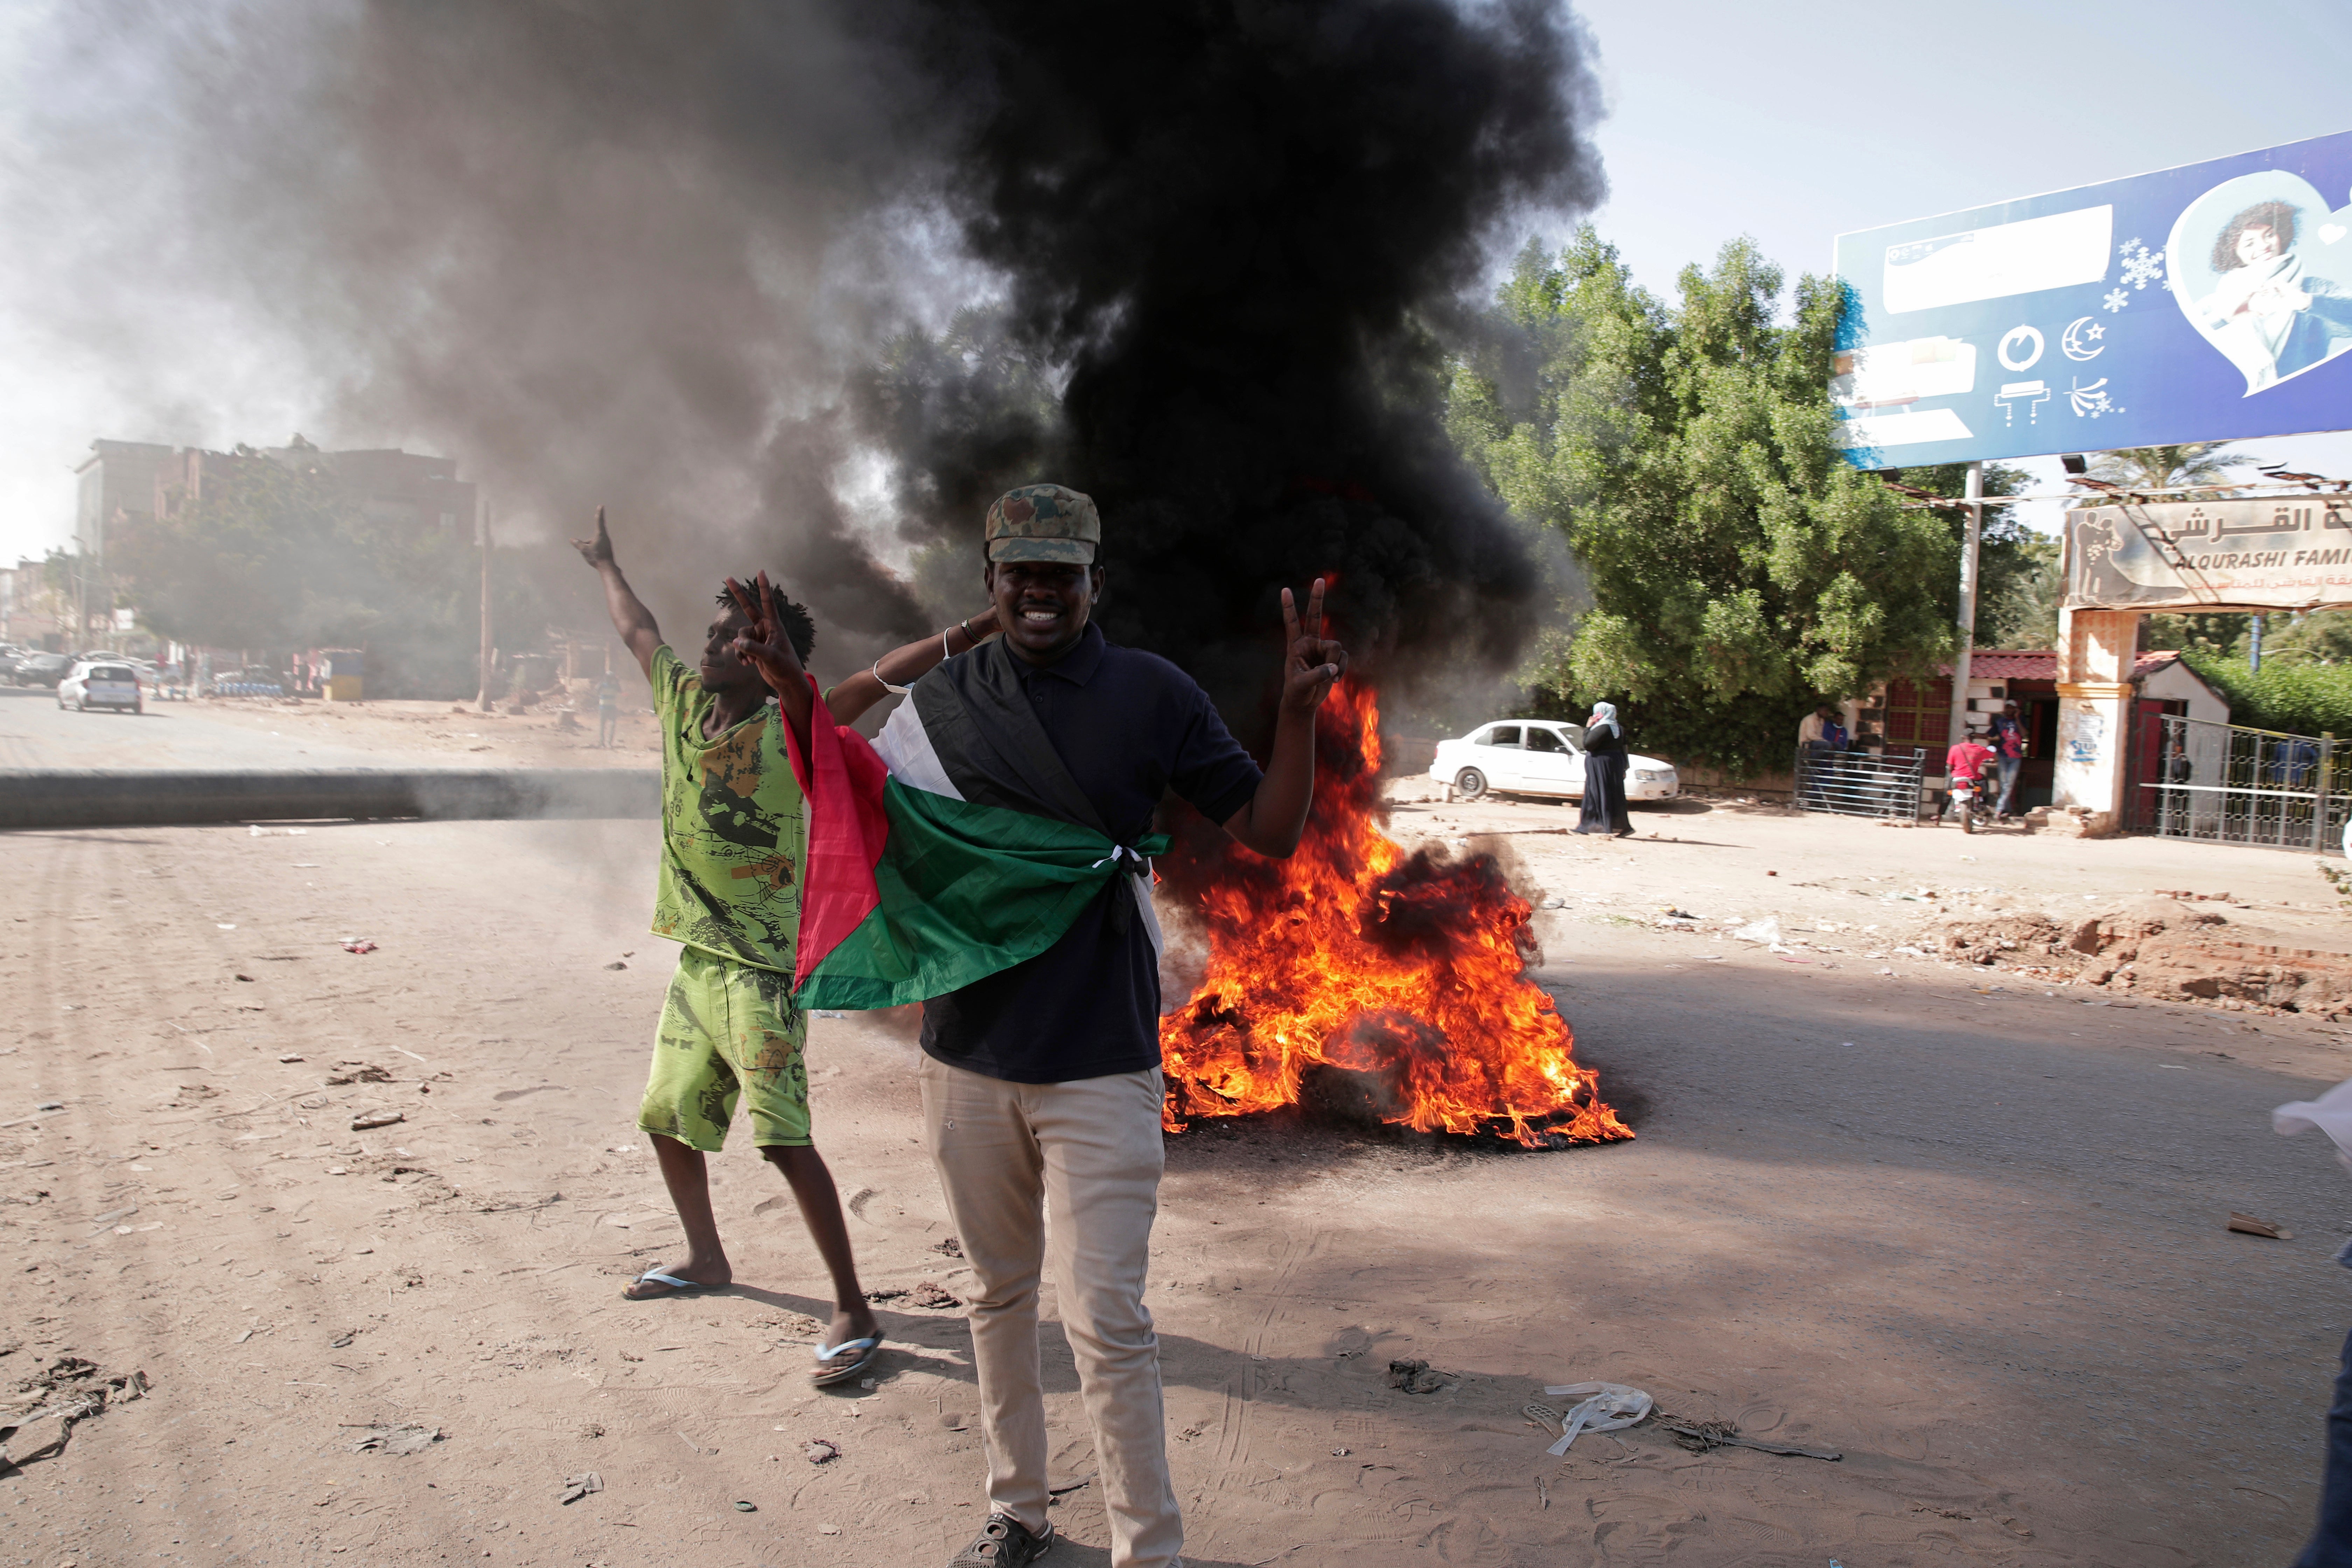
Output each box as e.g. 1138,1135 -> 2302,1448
1833,130 -> 2352,467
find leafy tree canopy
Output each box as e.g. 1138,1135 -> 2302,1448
2182,650 -> 2352,737
113,445 -> 555,697
1447,229 -> 1994,772
2088,442 -> 2242,492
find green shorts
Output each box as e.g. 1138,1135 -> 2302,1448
637,948 -> 812,1152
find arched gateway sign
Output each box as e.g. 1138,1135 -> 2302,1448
2069,497 -> 2352,611
2060,495 -> 2352,827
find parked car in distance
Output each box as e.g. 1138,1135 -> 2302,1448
211,667 -> 285,697
10,651 -> 72,688
1429,720 -> 1680,804
57,660 -> 144,714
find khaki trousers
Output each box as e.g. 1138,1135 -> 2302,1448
919,1054 -> 1181,1568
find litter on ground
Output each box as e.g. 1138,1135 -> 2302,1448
1539,1382 -> 1652,1455
349,1424 -> 442,1456
2228,1212 -> 2292,1239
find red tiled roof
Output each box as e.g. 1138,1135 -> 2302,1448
1940,649 -> 2187,682
1962,650 -> 2057,681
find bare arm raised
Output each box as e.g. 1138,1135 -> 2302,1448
820,608 -> 1001,726
570,507 -> 662,680
1220,578 -> 1349,858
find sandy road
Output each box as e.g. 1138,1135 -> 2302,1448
4,791 -> 2352,1565
0,685 -> 656,772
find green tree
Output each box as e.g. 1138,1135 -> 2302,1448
1878,461 -> 2051,648
2181,650 -> 2352,735
1446,230 -> 1962,772
113,445 -> 553,697
2088,442 -> 2243,492
2258,610 -> 2352,666
2143,609 -> 2253,659
115,448 -> 357,651
1974,525 -> 2062,650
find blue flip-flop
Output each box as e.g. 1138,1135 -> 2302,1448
624,1268 -> 723,1300
812,1333 -> 884,1387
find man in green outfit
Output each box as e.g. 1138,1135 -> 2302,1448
573,506 -> 999,1386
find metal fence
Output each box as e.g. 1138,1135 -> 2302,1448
1792,745 -> 1929,822
2135,714 -> 2352,853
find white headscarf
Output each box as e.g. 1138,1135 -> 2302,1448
1586,702 -> 1619,740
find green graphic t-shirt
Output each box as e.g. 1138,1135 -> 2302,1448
649,645 -> 807,973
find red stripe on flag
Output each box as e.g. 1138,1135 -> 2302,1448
779,678 -> 891,992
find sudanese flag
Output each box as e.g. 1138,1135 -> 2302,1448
780,640 -> 1166,1011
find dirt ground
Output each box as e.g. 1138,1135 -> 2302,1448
7,774 -> 2352,1566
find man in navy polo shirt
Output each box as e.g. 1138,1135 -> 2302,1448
928,483 -> 1347,1568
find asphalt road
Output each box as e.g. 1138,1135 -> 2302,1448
0,686 -> 418,770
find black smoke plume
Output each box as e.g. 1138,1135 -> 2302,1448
873,0 -> 1607,720
5,0 -> 1602,702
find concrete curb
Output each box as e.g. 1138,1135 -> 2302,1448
0,768 -> 661,830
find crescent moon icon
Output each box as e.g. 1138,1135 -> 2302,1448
2062,315 -> 2106,362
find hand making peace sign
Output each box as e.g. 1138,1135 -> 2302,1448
1279,578 -> 1349,715
723,570 -> 807,701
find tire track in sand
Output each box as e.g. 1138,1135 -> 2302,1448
1213,1226 -> 1327,1488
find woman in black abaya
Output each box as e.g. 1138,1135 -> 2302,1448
1575,701 -> 1633,837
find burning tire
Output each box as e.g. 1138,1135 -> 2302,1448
1453,767 -> 1488,802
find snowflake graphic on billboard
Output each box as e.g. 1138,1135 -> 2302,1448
2117,237 -> 2166,290
2102,287 -> 2130,313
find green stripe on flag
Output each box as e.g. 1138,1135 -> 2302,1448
796,778 -> 1167,1011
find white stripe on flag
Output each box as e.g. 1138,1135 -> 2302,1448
872,700 -> 964,800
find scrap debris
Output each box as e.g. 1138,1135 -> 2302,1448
0,1360 -> 147,1473
1386,1358 -> 1454,1395
2228,1212 -> 2292,1239
349,1423 -> 443,1456
804,1439 -> 840,1464
906,1280 -> 961,1310
559,1471 -> 603,1504
1656,1413 -> 1842,1461
339,939 -> 378,954
351,1111 -> 406,1131
1541,1382 -> 1652,1454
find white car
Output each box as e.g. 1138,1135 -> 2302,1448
1430,720 -> 1679,803
57,660 -> 145,714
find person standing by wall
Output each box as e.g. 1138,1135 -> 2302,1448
595,666 -> 621,748
1990,700 -> 2028,818
1797,702 -> 1839,809
1575,701 -> 1633,837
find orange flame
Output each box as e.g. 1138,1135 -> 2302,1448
1160,682 -> 1631,1148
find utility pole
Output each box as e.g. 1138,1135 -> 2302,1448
476,495 -> 495,713
1946,461 -> 1984,750
2250,612 -> 2265,674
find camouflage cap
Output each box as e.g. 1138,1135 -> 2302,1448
985,483 -> 1100,565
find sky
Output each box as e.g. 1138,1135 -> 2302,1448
0,0 -> 2349,562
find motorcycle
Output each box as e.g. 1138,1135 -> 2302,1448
1946,772 -> 1990,833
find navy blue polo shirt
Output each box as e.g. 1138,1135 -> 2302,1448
919,622 -> 1263,1084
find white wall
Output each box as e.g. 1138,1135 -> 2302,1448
2141,661 -> 2230,727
